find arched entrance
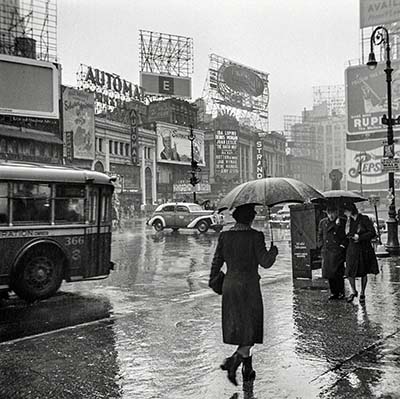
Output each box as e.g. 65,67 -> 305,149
93,161 -> 105,172
145,167 -> 152,204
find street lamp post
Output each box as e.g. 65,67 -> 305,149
367,26 -> 400,254
188,125 -> 200,203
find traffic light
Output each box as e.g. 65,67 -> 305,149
190,175 -> 200,186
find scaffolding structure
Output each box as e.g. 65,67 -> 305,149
139,29 -> 193,77
202,53 -> 269,131
284,114 -> 323,160
313,85 -> 345,116
0,0 -> 57,61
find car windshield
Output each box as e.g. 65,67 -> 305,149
188,204 -> 203,212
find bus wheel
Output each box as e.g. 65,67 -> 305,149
153,220 -> 164,232
197,220 -> 209,233
12,247 -> 63,302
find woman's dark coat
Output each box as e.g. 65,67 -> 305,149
345,214 -> 379,277
209,227 -> 277,346
317,217 -> 347,279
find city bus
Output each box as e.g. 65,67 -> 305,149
0,161 -> 115,302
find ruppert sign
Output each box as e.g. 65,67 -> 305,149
345,60 -> 400,134
360,0 -> 400,28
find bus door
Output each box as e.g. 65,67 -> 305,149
86,186 -> 100,277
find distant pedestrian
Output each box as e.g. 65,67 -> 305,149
209,204 -> 278,386
317,205 -> 347,300
342,202 -> 379,303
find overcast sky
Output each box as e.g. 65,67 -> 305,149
58,0 -> 360,130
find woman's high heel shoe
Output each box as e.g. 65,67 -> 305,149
242,356 -> 256,381
347,291 -> 358,303
220,352 -> 243,386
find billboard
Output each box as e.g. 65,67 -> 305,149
346,139 -> 400,192
0,54 -> 59,119
62,86 -> 95,160
214,130 -> 239,182
345,61 -> 400,134
140,72 -> 191,98
156,122 -> 204,166
208,54 -> 269,114
360,0 -> 400,28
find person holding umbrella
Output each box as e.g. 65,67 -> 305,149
342,202 -> 379,303
208,204 -> 278,386
317,204 -> 347,300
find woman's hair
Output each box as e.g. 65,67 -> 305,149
342,202 -> 358,215
232,204 -> 256,224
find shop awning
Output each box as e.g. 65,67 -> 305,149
0,126 -> 63,144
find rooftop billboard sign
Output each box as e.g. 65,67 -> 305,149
360,0 -> 400,28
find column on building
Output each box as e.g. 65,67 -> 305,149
152,147 -> 157,204
141,146 -> 146,205
105,138 -> 110,172
239,145 -> 243,182
249,143 -> 254,180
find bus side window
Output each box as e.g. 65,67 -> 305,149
89,188 -> 99,224
54,185 -> 85,224
0,182 -> 8,224
101,194 -> 111,222
12,183 -> 51,224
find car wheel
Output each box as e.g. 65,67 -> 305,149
197,220 -> 209,233
153,220 -> 164,232
11,246 -> 63,302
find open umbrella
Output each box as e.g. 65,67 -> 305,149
217,177 -> 324,211
311,190 -> 367,204
217,178 -> 324,244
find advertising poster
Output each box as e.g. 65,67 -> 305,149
62,86 -> 95,160
215,130 -> 239,182
346,139 -> 400,192
156,122 -> 205,166
360,0 -> 400,28
345,61 -> 400,134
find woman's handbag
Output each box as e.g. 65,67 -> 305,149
209,271 -> 225,295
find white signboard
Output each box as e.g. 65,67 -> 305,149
156,122 -> 205,166
360,0 -> 400,28
381,158 -> 400,172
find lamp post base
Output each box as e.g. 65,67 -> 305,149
385,217 -> 400,255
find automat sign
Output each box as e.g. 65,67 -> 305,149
78,64 -> 146,113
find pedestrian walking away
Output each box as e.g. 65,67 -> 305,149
342,202 -> 379,304
317,205 -> 347,300
208,204 -> 278,386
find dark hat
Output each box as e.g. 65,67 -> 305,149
232,204 -> 257,224
342,202 -> 358,214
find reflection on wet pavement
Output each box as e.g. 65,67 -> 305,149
2,222 -> 400,398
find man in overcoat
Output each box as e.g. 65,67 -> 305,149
317,205 -> 347,300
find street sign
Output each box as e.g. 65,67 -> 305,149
384,144 -> 395,158
381,158 -> 400,172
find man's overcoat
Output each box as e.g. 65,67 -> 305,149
209,226 -> 277,346
317,216 -> 347,279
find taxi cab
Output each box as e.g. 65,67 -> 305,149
147,202 -> 223,233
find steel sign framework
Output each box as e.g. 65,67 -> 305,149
139,30 -> 194,77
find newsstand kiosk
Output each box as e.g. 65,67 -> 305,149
290,203 -> 325,279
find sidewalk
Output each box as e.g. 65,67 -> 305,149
1,234 -> 400,398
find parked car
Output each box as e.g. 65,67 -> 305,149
147,202 -> 224,233
269,206 -> 291,229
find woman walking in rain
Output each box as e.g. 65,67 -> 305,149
317,205 -> 347,300
342,202 -> 379,303
209,204 -> 278,386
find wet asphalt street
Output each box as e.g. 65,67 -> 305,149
1,220 -> 400,398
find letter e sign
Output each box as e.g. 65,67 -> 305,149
159,76 -> 174,94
